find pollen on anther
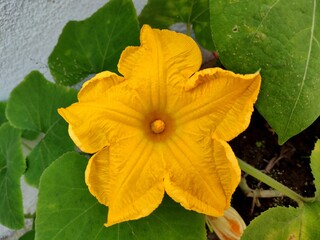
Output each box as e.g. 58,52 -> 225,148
150,120 -> 165,134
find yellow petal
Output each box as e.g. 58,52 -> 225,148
117,46 -> 143,79
78,71 -> 124,102
212,138 -> 241,203
163,131 -> 239,217
85,147 -> 112,205
175,68 -> 261,141
58,71 -> 140,153
58,91 -> 144,153
85,135 -> 165,226
118,24 -> 202,111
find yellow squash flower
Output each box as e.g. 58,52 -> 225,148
58,25 -> 261,227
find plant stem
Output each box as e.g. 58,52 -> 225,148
238,158 -> 306,206
22,140 -> 33,151
186,23 -> 191,36
24,213 -> 35,219
239,177 -> 284,198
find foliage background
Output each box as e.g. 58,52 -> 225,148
0,0 -> 319,239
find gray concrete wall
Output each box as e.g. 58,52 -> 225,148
0,0 -> 146,100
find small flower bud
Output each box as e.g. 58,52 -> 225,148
206,207 -> 246,240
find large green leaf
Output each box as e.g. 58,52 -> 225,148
24,119 -> 75,186
36,152 -> 206,240
48,0 -> 140,86
0,102 -> 7,125
311,140 -> 320,200
2,100 -> 41,141
0,123 -> 25,229
242,203 -> 320,239
210,0 -> 320,144
6,71 -> 77,186
139,0 -> 214,50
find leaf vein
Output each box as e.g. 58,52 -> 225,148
283,0 -> 317,136
250,0 -> 281,42
51,202 -> 99,239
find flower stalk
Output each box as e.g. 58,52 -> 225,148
186,23 -> 191,36
238,158 -> 306,205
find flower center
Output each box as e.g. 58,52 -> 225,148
150,119 -> 165,134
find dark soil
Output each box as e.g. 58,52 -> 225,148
207,110 -> 320,239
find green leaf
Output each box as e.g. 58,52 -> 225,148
0,102 -> 7,125
242,203 -> 320,239
21,130 -> 39,141
1,102 -> 39,141
3,99 -> 39,141
6,71 -> 77,186
311,140 -> 320,200
24,119 -> 75,186
36,152 -> 206,240
0,123 -> 25,229
48,0 -> 140,86
210,0 -> 320,144
6,71 -> 77,132
139,0 -> 214,50
19,230 -> 35,240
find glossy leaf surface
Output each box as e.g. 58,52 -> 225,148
48,0 -> 140,86
0,123 -> 24,229
6,71 -> 77,186
242,203 -> 320,239
311,140 -> 320,200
